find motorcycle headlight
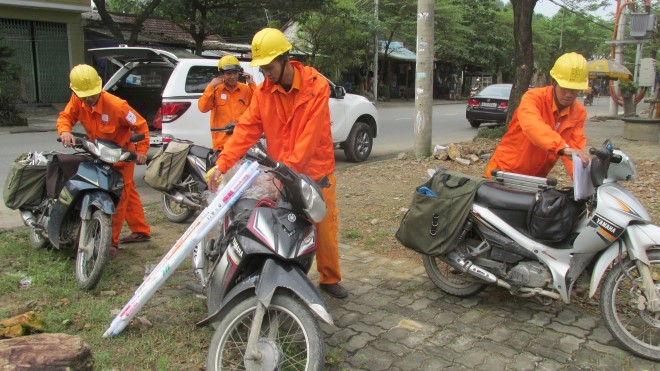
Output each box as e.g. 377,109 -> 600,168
300,178 -> 327,223
95,141 -> 123,163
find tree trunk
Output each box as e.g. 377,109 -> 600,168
93,0 -> 162,46
0,333 -> 94,370
506,0 -> 538,124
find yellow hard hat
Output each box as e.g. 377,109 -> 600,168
250,28 -> 292,67
69,64 -> 102,97
549,52 -> 589,90
218,55 -> 241,72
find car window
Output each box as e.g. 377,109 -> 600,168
479,85 -> 512,97
119,65 -> 172,89
186,66 -> 217,93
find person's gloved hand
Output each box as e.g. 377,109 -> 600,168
206,167 -> 222,192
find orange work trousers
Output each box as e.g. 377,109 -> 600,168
315,172 -> 341,285
111,162 -> 150,246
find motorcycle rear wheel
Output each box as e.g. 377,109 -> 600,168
75,210 -> 111,290
206,293 -> 323,371
161,192 -> 196,223
600,249 -> 660,361
423,255 -> 488,297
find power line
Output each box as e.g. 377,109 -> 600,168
546,0 -> 614,31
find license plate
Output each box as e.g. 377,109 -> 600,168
150,135 -> 162,145
480,102 -> 497,108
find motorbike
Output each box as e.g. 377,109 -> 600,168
19,132 -> 142,290
421,140 -> 660,361
194,146 -> 332,371
584,92 -> 594,106
158,124 -> 235,223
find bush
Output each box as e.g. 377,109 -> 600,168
0,43 -> 27,127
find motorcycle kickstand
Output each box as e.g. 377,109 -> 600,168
245,300 -> 267,362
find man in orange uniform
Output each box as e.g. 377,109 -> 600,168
198,55 -> 256,151
485,52 -> 591,179
57,64 -> 151,256
206,28 -> 347,299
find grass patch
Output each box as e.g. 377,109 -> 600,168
342,230 -> 363,239
0,228 -> 209,369
476,125 -> 507,139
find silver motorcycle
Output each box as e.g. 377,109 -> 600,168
423,140 -> 660,361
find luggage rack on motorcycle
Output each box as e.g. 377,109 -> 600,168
490,170 -> 557,192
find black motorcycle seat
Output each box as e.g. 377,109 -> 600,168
189,144 -> 211,159
475,182 -> 536,212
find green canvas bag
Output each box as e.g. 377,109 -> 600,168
3,154 -> 47,210
144,141 -> 191,192
396,169 -> 487,256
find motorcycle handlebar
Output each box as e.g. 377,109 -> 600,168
210,122 -> 237,134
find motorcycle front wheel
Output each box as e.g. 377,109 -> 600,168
161,192 -> 196,223
423,255 -> 488,297
600,249 -> 660,361
75,210 -> 111,290
206,293 -> 324,371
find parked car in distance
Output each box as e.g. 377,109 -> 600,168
465,83 -> 512,128
91,46 -> 379,162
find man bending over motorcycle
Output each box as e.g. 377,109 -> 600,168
56,64 -> 151,256
206,28 -> 348,299
485,52 -> 591,179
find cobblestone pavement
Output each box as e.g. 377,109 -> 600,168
315,244 -> 658,371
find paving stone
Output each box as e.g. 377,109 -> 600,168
392,351 -> 432,371
430,309 -> 458,326
408,297 -> 434,311
508,352 -> 544,370
446,333 -> 477,353
324,327 -> 357,347
419,357 -> 455,370
473,353 -> 510,371
526,311 -> 555,327
535,358 -> 564,371
451,346 -> 487,368
472,339 -> 519,358
348,321 -> 387,337
370,338 -> 410,358
344,332 -> 375,353
333,311 -> 361,328
555,308 -> 579,325
587,325 -> 614,344
572,313 -> 599,330
346,347 -> 392,371
556,334 -> 586,354
546,321 -> 590,338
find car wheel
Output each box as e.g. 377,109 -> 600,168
469,120 -> 481,128
344,121 -> 373,163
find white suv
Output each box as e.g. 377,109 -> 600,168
91,46 -> 379,162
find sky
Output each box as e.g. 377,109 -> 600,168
534,0 -> 619,19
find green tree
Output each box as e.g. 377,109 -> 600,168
94,0 -> 163,46
0,43 -> 27,127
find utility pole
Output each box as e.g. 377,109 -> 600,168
373,0 -> 379,102
414,0 -> 434,158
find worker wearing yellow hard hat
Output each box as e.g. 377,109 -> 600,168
485,52 -> 591,179
198,55 -> 256,151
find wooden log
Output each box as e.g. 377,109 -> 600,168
0,333 -> 93,370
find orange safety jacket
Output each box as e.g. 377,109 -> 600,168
215,61 -> 335,181
485,86 -> 586,179
198,81 -> 255,151
56,91 -> 150,181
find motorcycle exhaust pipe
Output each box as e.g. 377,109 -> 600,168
446,251 -> 512,290
19,210 -> 36,227
164,191 -> 202,209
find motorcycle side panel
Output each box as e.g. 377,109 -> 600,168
573,183 -> 651,253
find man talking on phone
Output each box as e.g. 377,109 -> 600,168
198,55 -> 256,151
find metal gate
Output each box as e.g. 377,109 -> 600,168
0,18 -> 71,103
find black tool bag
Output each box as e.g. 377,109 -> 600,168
396,169 -> 486,256
527,188 -> 579,243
